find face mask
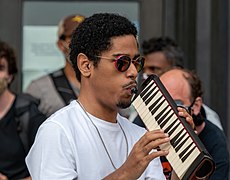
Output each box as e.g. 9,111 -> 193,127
0,77 -> 8,95
192,113 -> 205,126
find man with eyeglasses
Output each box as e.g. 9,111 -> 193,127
132,36 -> 223,131
26,13 -> 193,179
160,68 -> 229,180
25,14 -> 85,117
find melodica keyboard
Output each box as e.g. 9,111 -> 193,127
132,74 -> 215,180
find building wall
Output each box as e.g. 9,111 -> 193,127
0,0 -> 22,92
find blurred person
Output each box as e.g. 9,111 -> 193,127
25,14 -> 85,117
25,13 -> 193,180
0,41 -> 46,179
132,36 -> 223,131
159,68 -> 229,179
142,36 -> 184,77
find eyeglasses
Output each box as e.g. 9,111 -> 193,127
174,100 -> 195,115
95,55 -> 145,73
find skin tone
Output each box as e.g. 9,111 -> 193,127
0,58 -> 31,180
78,35 -> 140,122
0,174 -> 7,180
76,35 -> 193,179
144,52 -> 172,76
0,58 -> 15,119
0,173 -> 31,180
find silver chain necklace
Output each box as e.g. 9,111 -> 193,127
76,100 -> 129,170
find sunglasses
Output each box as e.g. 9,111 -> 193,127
95,55 -> 145,72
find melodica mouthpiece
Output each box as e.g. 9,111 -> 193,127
131,87 -> 138,94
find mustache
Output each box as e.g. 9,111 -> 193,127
122,80 -> 137,88
123,80 -> 138,94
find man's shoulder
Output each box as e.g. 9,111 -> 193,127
15,93 -> 40,111
26,74 -> 52,89
46,101 -> 78,122
49,68 -> 65,78
14,93 -> 47,120
201,121 -> 227,144
205,121 -> 225,136
202,104 -> 220,120
27,69 -> 64,88
14,93 -> 46,152
39,101 -> 83,138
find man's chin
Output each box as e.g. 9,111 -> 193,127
117,100 -> 131,109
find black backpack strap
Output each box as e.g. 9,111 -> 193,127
50,68 -> 77,105
14,94 -> 40,153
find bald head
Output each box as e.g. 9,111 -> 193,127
160,69 -> 192,106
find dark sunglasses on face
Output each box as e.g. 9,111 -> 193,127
95,55 -> 145,73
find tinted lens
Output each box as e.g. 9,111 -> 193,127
133,57 -> 145,72
114,55 -> 145,72
115,56 -> 131,72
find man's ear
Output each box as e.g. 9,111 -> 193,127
57,40 -> 68,52
57,40 -> 63,51
192,97 -> 203,115
77,53 -> 92,78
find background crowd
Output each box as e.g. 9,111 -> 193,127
0,10 -> 229,180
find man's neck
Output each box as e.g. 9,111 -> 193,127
77,95 -> 118,123
0,90 -> 15,119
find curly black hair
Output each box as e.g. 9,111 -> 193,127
69,13 -> 138,81
0,41 -> 18,82
142,37 -> 184,68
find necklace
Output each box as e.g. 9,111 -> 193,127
76,100 -> 129,170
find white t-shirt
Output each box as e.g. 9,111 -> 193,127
26,100 -> 165,180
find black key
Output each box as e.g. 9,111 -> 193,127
150,96 -> 165,115
159,113 -> 172,129
148,95 -> 162,112
170,128 -> 184,147
181,143 -> 196,162
168,122 -> 180,136
155,105 -> 170,121
175,136 -> 189,152
145,88 -> 158,105
156,107 -> 171,126
164,118 -> 178,133
140,83 -> 155,100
